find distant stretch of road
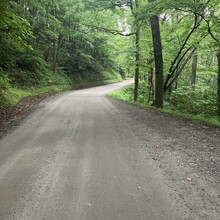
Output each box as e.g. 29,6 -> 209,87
0,79 -> 178,219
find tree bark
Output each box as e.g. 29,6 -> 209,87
149,9 -> 164,108
190,51 -> 197,98
53,34 -> 63,73
134,29 -> 140,101
53,38 -> 58,73
191,52 -> 197,86
217,47 -> 220,116
147,65 -> 154,104
133,0 -> 140,102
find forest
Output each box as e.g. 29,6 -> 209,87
0,0 -> 220,124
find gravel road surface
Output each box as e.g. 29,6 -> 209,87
0,79 -> 219,220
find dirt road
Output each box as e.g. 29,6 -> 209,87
0,80 -> 219,220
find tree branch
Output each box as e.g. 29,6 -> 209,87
166,48 -> 196,90
85,24 -> 135,36
164,13 -> 200,91
198,13 -> 220,43
164,47 -> 192,91
110,1 -> 130,7
174,1 -> 219,43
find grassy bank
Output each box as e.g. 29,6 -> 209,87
71,71 -> 122,89
0,69 -> 72,107
0,69 -> 122,108
109,85 -> 220,128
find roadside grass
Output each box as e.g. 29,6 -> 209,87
108,86 -> 220,128
0,84 -> 72,107
71,70 -> 122,89
0,68 -> 122,108
1,80 -> 122,108
72,78 -> 121,89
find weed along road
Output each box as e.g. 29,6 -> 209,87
0,80 -> 220,220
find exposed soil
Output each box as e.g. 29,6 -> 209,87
0,93 -> 62,136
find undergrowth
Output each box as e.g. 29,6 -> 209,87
71,70 -> 122,89
0,70 -> 72,107
0,68 -> 122,108
109,85 -> 220,128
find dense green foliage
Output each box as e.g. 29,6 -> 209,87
0,0 -> 123,107
109,86 -> 220,128
107,0 -> 220,120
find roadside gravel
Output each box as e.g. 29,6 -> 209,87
109,97 -> 220,220
0,92 -> 66,137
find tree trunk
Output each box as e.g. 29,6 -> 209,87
134,0 -> 140,102
53,38 -> 58,73
191,51 -> 197,98
149,3 -> 163,108
134,29 -> 140,101
147,65 -> 154,104
52,8 -> 57,73
53,34 -> 63,73
191,52 -> 197,86
44,48 -> 50,62
217,47 -> 220,116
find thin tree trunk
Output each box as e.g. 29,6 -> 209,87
53,38 -> 58,73
53,34 -> 63,73
44,48 -> 50,62
149,7 -> 163,108
134,29 -> 140,101
147,65 -> 154,104
164,14 -> 200,91
191,52 -> 197,86
190,51 -> 197,98
217,47 -> 220,116
166,48 -> 196,91
52,8 -> 57,73
134,0 -> 140,102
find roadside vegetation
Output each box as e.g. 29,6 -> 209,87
109,85 -> 220,128
0,0 -> 124,108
